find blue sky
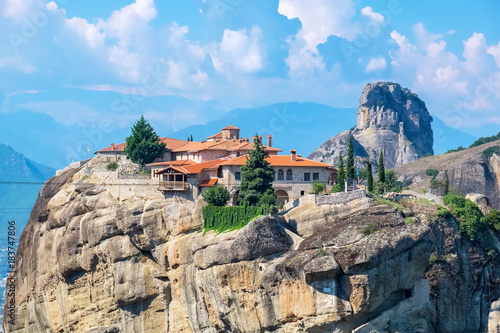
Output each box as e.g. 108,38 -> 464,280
1,0 -> 500,131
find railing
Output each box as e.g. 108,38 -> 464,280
159,181 -> 189,191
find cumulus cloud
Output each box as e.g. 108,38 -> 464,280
210,27 -> 265,74
361,6 -> 385,23
365,57 -> 386,73
278,0 -> 359,76
487,42 -> 500,68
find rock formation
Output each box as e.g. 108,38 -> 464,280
4,162 -> 500,332
309,82 -> 434,169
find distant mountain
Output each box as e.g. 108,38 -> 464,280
0,144 -> 55,326
460,123 -> 500,139
171,102 -> 358,156
432,116 -> 478,154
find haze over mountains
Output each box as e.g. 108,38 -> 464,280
0,87 -> 489,170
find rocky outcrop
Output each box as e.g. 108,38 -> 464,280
309,82 -> 434,169
4,163 -> 500,332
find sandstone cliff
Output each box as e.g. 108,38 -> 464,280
4,162 -> 500,333
309,82 -> 434,169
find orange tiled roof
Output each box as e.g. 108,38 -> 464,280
155,157 -> 232,175
199,178 -> 218,187
219,155 -> 336,168
147,159 -> 197,167
206,131 -> 223,139
95,137 -> 190,154
222,124 -> 239,130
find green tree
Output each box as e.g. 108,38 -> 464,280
239,135 -> 276,206
378,150 -> 385,183
366,159 -> 374,192
202,185 -> 230,206
125,116 -> 166,166
347,136 -> 355,179
385,169 -> 398,188
338,154 -> 345,191
444,173 -> 450,195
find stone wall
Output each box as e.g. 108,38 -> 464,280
284,190 -> 366,210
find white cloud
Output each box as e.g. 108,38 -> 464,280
365,57 -> 386,73
211,27 -> 265,74
278,0 -> 359,76
487,42 -> 500,68
65,17 -> 105,49
0,56 -> 37,73
361,6 -> 385,23
2,0 -> 41,20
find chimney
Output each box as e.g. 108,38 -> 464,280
111,143 -> 115,150
253,135 -> 258,142
291,149 -> 297,162
297,154 -> 302,158
239,137 -> 243,143
245,137 -> 249,142
258,135 -> 263,142
267,135 -> 272,147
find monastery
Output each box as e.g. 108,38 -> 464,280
95,125 -> 338,206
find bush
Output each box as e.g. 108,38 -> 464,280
420,153 -> 433,158
430,179 -> 446,193
259,192 -> 276,206
483,146 -> 500,158
374,181 -> 386,195
107,161 -> 119,171
202,205 -> 267,232
330,184 -> 342,193
361,223 -> 381,236
443,194 -> 487,240
311,182 -> 324,194
425,169 -> 439,179
202,185 -> 230,207
486,209 -> 500,230
436,207 -> 452,219
405,217 -> 415,224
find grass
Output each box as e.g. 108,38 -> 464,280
405,217 -> 415,224
361,223 -> 381,236
371,193 -> 405,211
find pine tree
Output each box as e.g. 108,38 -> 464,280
347,136 -> 355,179
124,115 -> 166,166
239,135 -> 276,206
378,150 -> 385,184
366,159 -> 374,192
338,154 -> 345,191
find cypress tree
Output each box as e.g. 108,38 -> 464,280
190,134 -> 194,141
125,115 -> 166,166
338,154 -> 345,191
444,173 -> 450,195
378,150 -> 385,184
347,136 -> 355,179
366,159 -> 374,192
239,135 -> 276,206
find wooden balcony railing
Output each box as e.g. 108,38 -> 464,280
159,181 -> 189,191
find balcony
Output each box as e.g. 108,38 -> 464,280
159,180 -> 189,192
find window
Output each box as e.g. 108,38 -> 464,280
286,169 -> 293,180
304,173 -> 310,181
278,169 -> 284,181
217,167 -> 223,178
313,173 -> 319,181
301,191 -> 305,196
235,172 -> 241,180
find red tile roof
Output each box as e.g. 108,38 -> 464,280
95,137 -> 190,154
155,157 -> 232,175
222,124 -> 239,130
219,155 -> 336,168
199,178 -> 218,187
147,160 -> 197,167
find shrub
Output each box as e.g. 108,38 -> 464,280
443,194 -> 487,240
361,223 -> 380,236
483,146 -> 500,158
436,207 -> 452,219
420,153 -> 433,158
259,192 -> 277,206
202,205 -> 267,232
425,169 -> 439,179
486,209 -> 500,231
330,184 -> 342,193
202,185 -> 230,207
430,179 -> 447,194
107,161 -> 119,171
446,146 -> 466,154
374,181 -> 386,195
405,217 -> 415,224
311,182 -> 324,194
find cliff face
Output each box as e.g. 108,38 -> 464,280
4,164 -> 500,333
309,82 -> 434,169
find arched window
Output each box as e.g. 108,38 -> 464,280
277,169 -> 284,181
286,169 -> 293,181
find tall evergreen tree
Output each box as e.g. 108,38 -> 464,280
378,150 -> 385,183
190,134 -> 194,141
366,159 -> 374,192
125,115 -> 166,166
347,136 -> 355,179
239,135 -> 276,206
444,173 -> 450,195
338,154 -> 345,191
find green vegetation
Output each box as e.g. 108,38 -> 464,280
125,115 -> 166,166
239,135 -> 276,206
444,174 -> 450,195
443,194 -> 487,241
106,161 -> 119,171
202,185 -> 230,207
429,250 -> 452,264
436,207 -> 452,219
81,175 -> 88,181
361,223 -> 381,236
405,217 -> 416,224
366,159 -> 374,192
311,182 -> 325,194
430,179 -> 446,191
486,209 -> 500,231
446,146 -> 466,154
337,154 -> 345,192
378,150 -> 385,183
406,92 -> 426,108
371,193 -> 405,211
446,131 -> 500,154
330,184 -> 342,193
202,205 -> 269,233
425,168 -> 439,179
483,146 -> 500,158
347,136 -> 356,179
420,153 -> 433,158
